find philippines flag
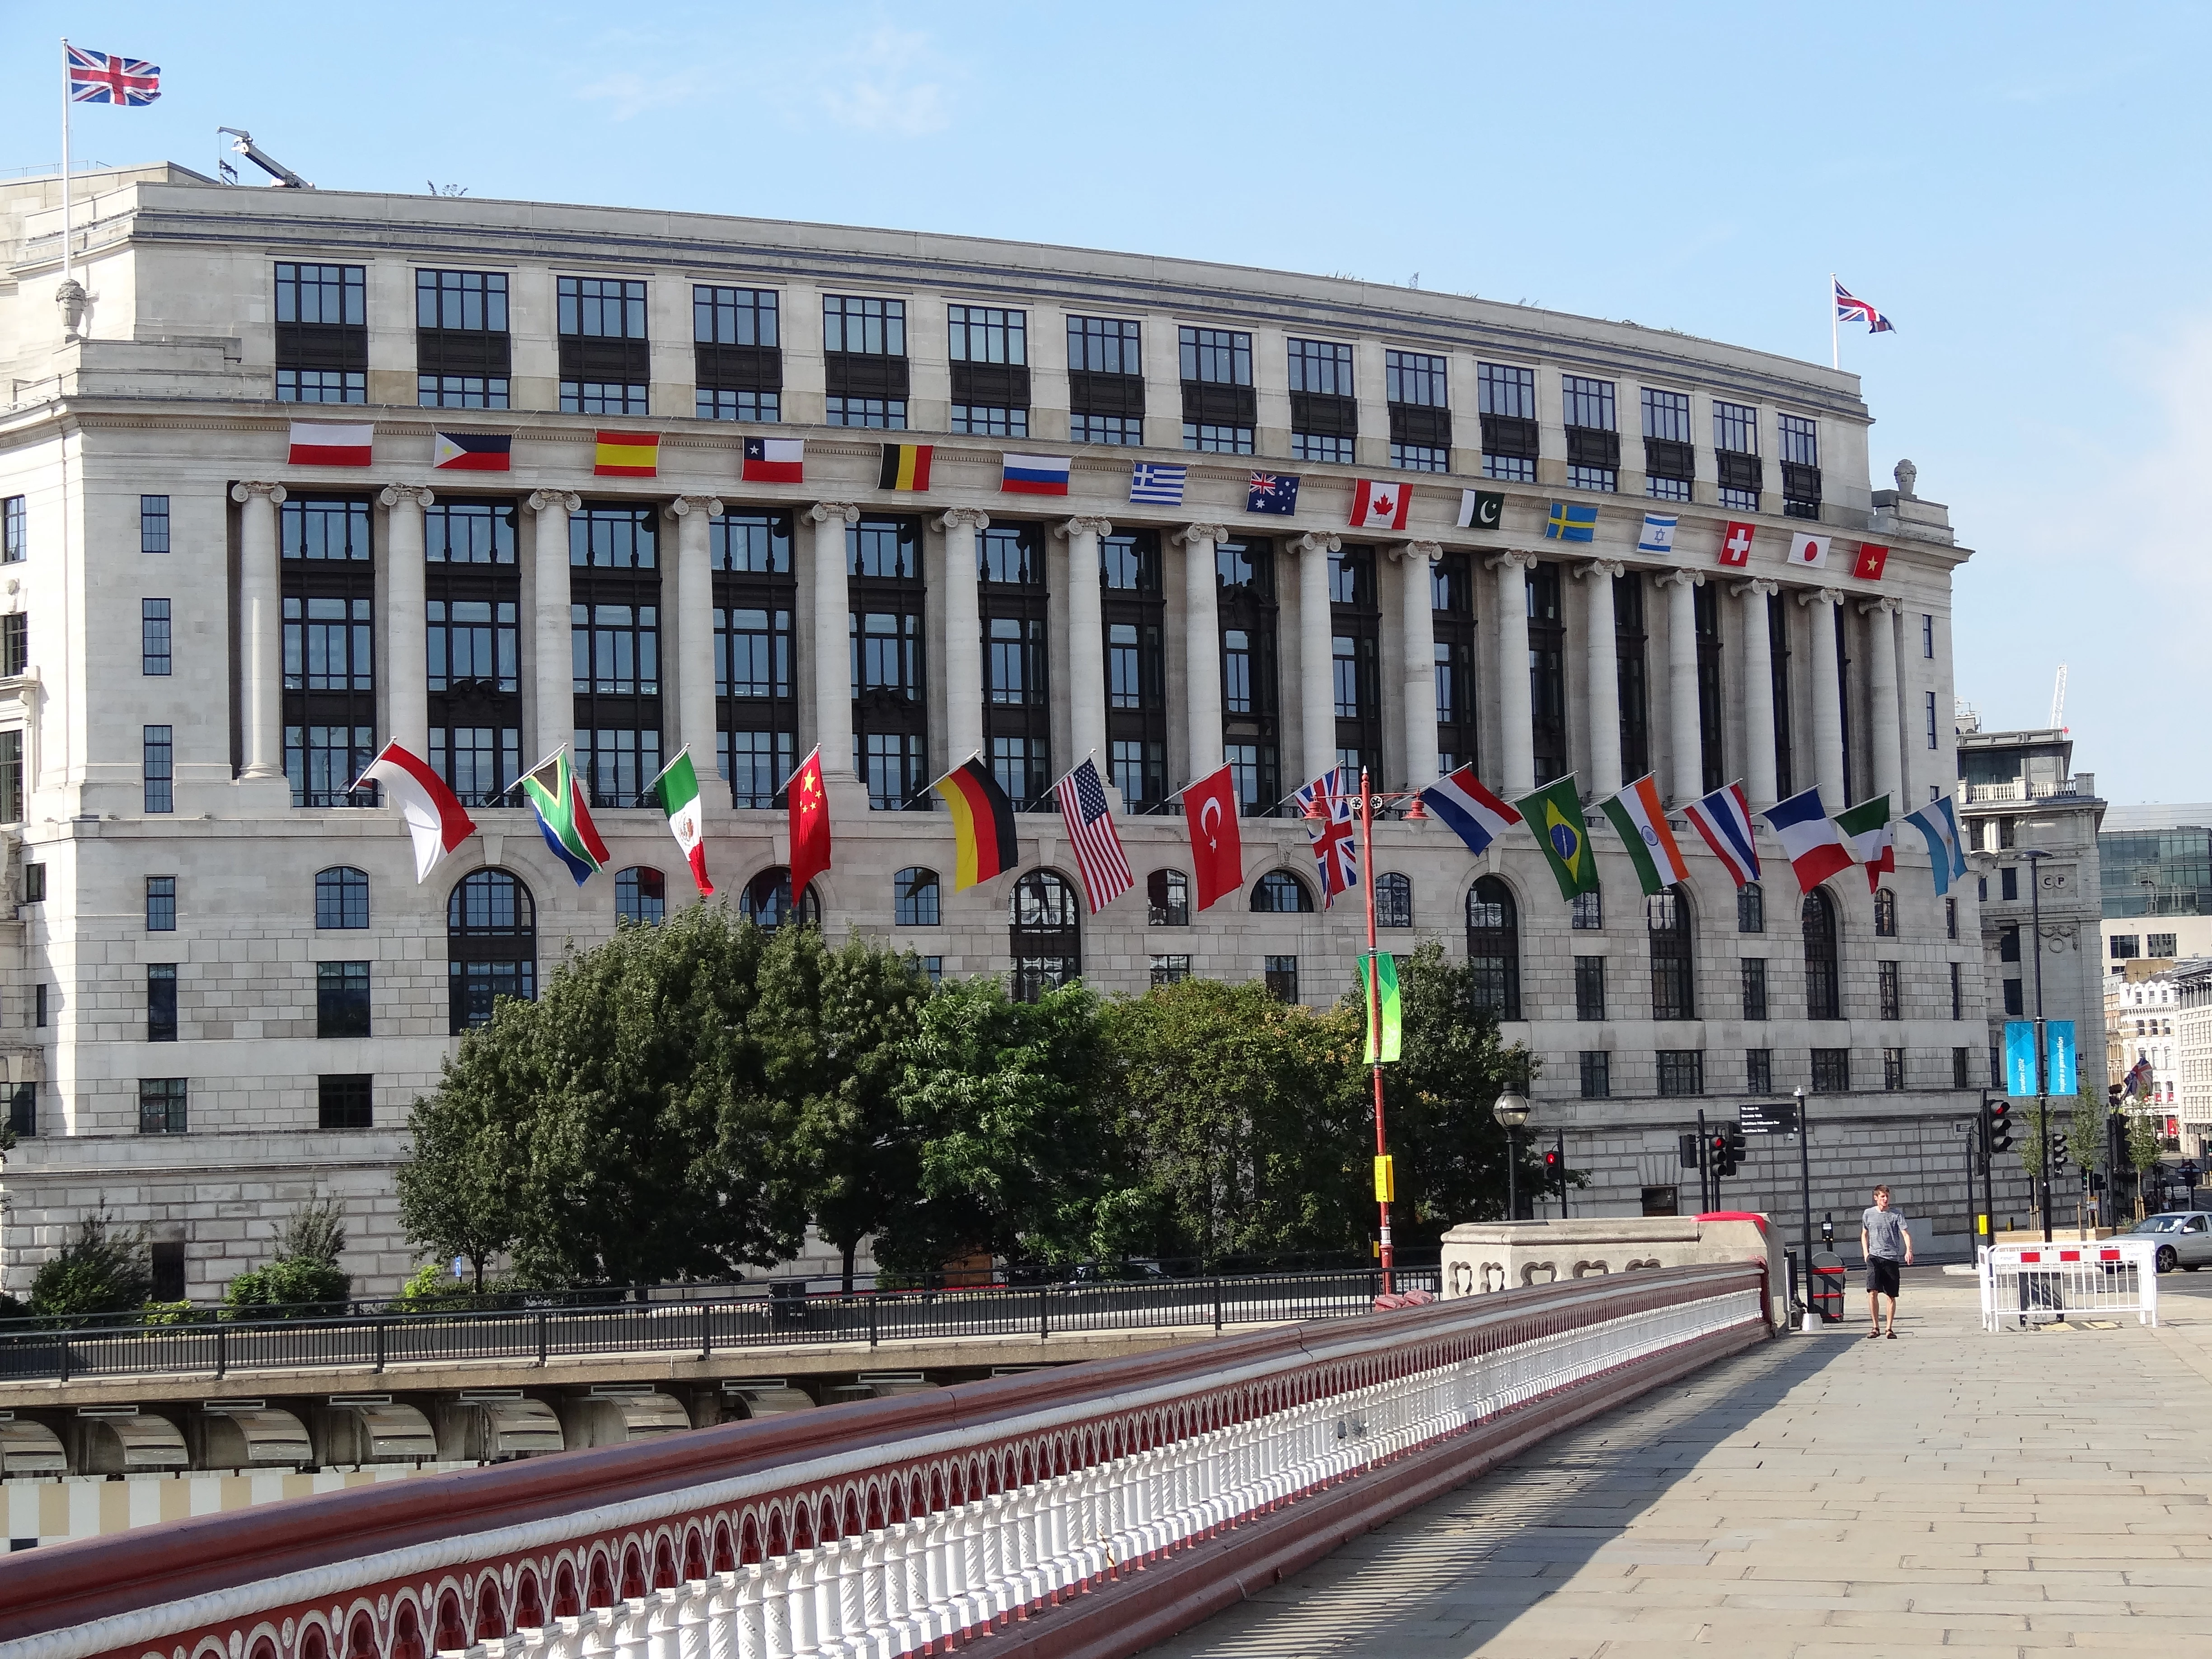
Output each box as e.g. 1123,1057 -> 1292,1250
1347,478 -> 1411,530
356,741 -> 476,882
1682,782 -> 1761,888
67,46 -> 161,107
288,422 -> 374,467
1001,453 -> 1071,496
1762,786 -> 1854,895
1834,280 -> 1896,334
741,437 -> 804,483
1293,766 -> 1359,906
1420,765 -> 1523,858
432,431 -> 511,472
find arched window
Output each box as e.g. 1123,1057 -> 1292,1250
1010,871 -> 1080,1000
893,867 -> 940,926
1465,876 -> 1521,1020
1738,881 -> 1765,933
741,866 -> 819,929
1648,888 -> 1695,1020
1873,886 -> 1897,937
1376,873 -> 1413,928
615,866 -> 666,925
448,870 -> 535,1034
314,866 -> 369,929
1250,871 -> 1314,913
1147,869 -> 1189,927
1802,887 -> 1840,1019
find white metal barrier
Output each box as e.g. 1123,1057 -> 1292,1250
1979,1238 -> 2159,1331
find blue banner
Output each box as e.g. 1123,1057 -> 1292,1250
2005,1021 -> 2039,1097
2047,1021 -> 2077,1097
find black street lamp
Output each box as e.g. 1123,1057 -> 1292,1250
1493,1089 -> 1531,1221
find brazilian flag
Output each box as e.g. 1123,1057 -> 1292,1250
1358,951 -> 1401,1065
1514,775 -> 1601,902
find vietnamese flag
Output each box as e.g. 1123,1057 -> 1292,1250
1853,542 -> 1890,581
1181,764 -> 1244,912
787,745 -> 832,910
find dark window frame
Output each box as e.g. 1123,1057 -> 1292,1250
715,511 -> 799,809
1466,876 -> 1522,1021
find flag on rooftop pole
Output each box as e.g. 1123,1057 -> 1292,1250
646,747 -> 714,896
1513,775 -> 1599,902
355,741 -> 475,882
521,749 -> 611,885
59,43 -> 162,296
1832,276 -> 1894,368
1835,793 -> 1895,893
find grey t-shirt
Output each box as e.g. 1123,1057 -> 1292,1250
1863,1206 -> 1909,1261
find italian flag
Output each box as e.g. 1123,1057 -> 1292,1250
1596,773 -> 1691,896
649,748 -> 713,895
1835,793 -> 1895,893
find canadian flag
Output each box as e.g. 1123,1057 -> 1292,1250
1347,478 -> 1411,531
1717,521 -> 1756,567
1788,531 -> 1832,569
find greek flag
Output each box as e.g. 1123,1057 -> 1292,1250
1129,462 -> 1186,505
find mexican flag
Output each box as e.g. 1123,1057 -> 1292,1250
648,748 -> 714,895
1513,774 -> 1601,902
1358,951 -> 1401,1065
1835,793 -> 1895,893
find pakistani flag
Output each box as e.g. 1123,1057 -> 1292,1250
1513,775 -> 1600,902
1358,951 -> 1401,1065
648,747 -> 714,896
1834,793 -> 1895,893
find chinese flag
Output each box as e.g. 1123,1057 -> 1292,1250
1853,542 -> 1890,581
1181,764 -> 1245,912
787,746 -> 832,906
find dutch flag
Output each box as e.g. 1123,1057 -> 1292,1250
1420,765 -> 1523,858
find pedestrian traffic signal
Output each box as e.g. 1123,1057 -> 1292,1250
1985,1100 -> 2013,1155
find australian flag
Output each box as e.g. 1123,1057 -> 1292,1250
1246,471 -> 1301,515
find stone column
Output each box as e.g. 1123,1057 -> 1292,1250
1736,578 -> 1779,807
1488,551 -> 1536,796
665,495 -> 724,776
1658,569 -> 1703,804
526,490 -> 581,764
1574,558 -> 1623,800
1801,586 -> 1846,807
1392,541 -> 1442,789
1863,595 -> 1903,807
378,484 -> 433,758
230,482 -> 288,781
1055,516 -> 1112,773
934,508 -> 990,766
1175,524 -> 1230,779
807,502 -> 862,778
1292,530 -> 1342,789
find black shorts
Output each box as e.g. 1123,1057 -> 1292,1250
1865,1258 -> 1902,1298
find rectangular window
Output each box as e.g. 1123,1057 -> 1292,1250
1950,961 -> 1963,1020
147,964 -> 178,1042
1528,562 -> 1568,784
1640,388 -> 1695,500
1288,337 -> 1356,463
1385,349 -> 1450,470
1102,530 -> 1167,810
21,860 -> 40,903
2003,978 -> 2024,1016
282,498 -> 377,808
140,496 -> 169,553
1575,955 -> 1605,1021
1714,399 -> 1761,510
138,1077 -> 187,1134
1742,957 -> 1768,1020
36,982 -> 48,1026
1614,572 -> 1648,782
948,304 -> 1030,436
415,269 -> 511,408
1181,326 -> 1255,452
1478,363 -> 1538,482
714,510 -> 798,809
141,599 -> 170,675
1570,890 -> 1602,930
571,504 -> 662,809
1069,314 -> 1143,375
694,285 -> 782,420
1184,422 -> 1254,454
0,732 -> 22,825
1,613 -> 25,678
1656,1050 -> 1705,1097
318,1073 -> 374,1130
1579,1050 -> 1610,1099
1148,955 -> 1191,987
2001,866 -> 2019,901
2000,923 -> 2020,962
1946,897 -> 1957,940
1068,316 -> 1145,444
1883,1047 -> 1906,1092
1879,960 -> 1901,1021
145,875 -> 176,932
1769,591 -> 1793,796
316,961 -> 371,1039
275,263 -> 367,403
1925,689 -> 1939,750
2150,931 -> 2179,957
2,496 -> 24,562
5,1082 -> 32,1139
426,503 -> 523,809
1072,413 -> 1143,446
558,276 -> 648,412
1922,613 -> 1935,658
1218,539 -> 1280,814
143,725 -> 173,813
1810,1048 -> 1850,1093
1746,1048 -> 1773,1094
1778,412 -> 1821,519
848,516 -> 927,812
1561,374 -> 1618,492
824,296 -> 909,428
1264,955 -> 1299,1003
1953,1046 -> 1970,1089
696,284 -> 780,345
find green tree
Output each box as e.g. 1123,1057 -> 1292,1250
29,1213 -> 152,1321
225,1195 -> 351,1317
2066,1082 -> 2105,1181
396,1003 -> 534,1290
2127,1108 -> 2165,1218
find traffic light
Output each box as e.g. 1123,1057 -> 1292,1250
1711,1131 -> 1736,1177
1727,1125 -> 1748,1171
1543,1148 -> 1562,1183
2051,1138 -> 2070,1175
1986,1100 -> 2013,1156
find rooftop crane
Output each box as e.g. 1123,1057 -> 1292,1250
216,129 -> 312,189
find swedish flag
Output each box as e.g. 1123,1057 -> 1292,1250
1513,775 -> 1601,901
1545,501 -> 1598,542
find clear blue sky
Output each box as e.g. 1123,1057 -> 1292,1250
6,1 -> 2199,801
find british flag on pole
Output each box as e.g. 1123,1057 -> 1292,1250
67,46 -> 161,106
1293,766 -> 1360,907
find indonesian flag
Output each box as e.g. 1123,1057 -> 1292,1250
1761,786 -> 1854,895
356,741 -> 476,881
647,748 -> 713,896
787,745 -> 832,909
1853,542 -> 1889,581
1787,531 -> 1831,570
288,422 -> 373,467
1181,764 -> 1244,912
1347,478 -> 1412,531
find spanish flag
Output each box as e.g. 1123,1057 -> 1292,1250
594,431 -> 660,477
931,756 -> 1019,892
878,442 -> 933,492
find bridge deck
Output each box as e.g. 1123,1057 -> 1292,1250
1142,1270 -> 2212,1658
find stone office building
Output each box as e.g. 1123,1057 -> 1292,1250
0,163 -> 1993,1295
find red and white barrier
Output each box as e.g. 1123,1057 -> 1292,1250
1979,1238 -> 2159,1331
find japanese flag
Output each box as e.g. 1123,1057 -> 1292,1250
1348,478 -> 1411,531
1787,531 -> 1831,569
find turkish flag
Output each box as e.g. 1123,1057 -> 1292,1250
787,745 -> 833,906
1717,520 -> 1756,567
1181,764 -> 1245,912
1853,542 -> 1889,581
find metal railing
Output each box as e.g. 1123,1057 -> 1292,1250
0,1267 -> 1442,1385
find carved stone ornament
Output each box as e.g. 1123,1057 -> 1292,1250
1893,458 -> 1917,497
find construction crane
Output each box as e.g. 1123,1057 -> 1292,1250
216,129 -> 312,189
2050,663 -> 2068,731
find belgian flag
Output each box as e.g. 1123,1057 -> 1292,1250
931,757 -> 1018,891
878,442 -> 933,492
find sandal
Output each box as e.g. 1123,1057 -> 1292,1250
1866,1330 -> 1880,1340
1885,1331 -> 1897,1339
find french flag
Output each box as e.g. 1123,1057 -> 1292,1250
1001,452 -> 1071,496
1682,782 -> 1762,887
1762,786 -> 1854,895
287,422 -> 373,467
1420,764 -> 1522,858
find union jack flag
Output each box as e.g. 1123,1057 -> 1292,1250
1833,279 -> 1894,334
68,46 -> 162,107
1293,766 -> 1359,907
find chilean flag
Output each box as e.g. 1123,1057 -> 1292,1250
287,422 -> 373,467
1420,764 -> 1522,858
742,437 -> 804,483
1762,786 -> 1854,895
356,741 -> 476,882
433,431 -> 511,472
1348,478 -> 1412,531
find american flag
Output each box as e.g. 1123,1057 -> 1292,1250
1833,279 -> 1894,334
1054,759 -> 1133,913
67,46 -> 161,106
1293,766 -> 1359,907
1129,462 -> 1186,505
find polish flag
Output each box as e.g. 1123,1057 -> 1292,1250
356,741 -> 476,882
287,422 -> 374,467
1347,478 -> 1411,531
1717,521 -> 1756,567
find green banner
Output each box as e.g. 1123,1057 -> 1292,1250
1359,951 -> 1401,1065
1514,775 -> 1601,901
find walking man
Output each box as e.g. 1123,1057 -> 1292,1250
1861,1184 -> 1913,1338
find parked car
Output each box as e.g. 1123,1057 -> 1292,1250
2124,1212 -> 2212,1273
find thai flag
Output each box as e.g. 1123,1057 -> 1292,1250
1682,783 -> 1761,888
1762,787 -> 1854,895
1001,453 -> 1071,496
1420,765 -> 1522,858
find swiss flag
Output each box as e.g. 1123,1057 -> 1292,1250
787,746 -> 833,906
1347,478 -> 1411,531
1853,542 -> 1889,581
1181,764 -> 1245,912
1717,521 -> 1755,567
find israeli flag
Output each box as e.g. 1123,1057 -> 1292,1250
1637,512 -> 1678,554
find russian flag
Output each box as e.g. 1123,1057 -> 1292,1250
1762,786 -> 1854,895
287,421 -> 373,467
1682,782 -> 1761,887
432,431 -> 511,472
1420,764 -> 1522,858
1001,452 -> 1071,496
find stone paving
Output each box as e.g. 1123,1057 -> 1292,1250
1143,1269 -> 2212,1658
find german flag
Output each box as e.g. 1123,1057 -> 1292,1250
931,757 -> 1019,891
878,442 -> 933,492
594,431 -> 660,477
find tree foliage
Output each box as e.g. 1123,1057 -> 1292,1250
225,1195 -> 352,1316
29,1213 -> 152,1320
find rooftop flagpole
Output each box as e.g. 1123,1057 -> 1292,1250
59,39 -> 72,291
1829,272 -> 1839,371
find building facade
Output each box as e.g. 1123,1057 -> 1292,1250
0,164 -> 1992,1296
2099,803 -> 2212,971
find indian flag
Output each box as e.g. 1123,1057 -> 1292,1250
648,748 -> 713,896
1596,774 -> 1690,896
1835,793 -> 1895,893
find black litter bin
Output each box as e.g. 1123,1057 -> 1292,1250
769,1280 -> 810,1330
